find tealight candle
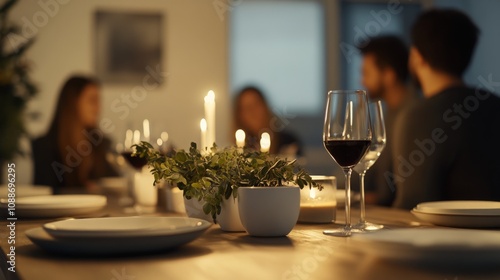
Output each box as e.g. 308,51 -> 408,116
298,176 -> 337,223
260,132 -> 271,153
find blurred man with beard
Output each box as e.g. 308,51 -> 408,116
358,36 -> 419,206
392,9 -> 500,209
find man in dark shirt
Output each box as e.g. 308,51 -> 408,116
392,9 -> 500,209
358,36 -> 419,206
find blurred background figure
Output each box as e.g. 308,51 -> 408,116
32,75 -> 118,193
393,9 -> 500,209
358,35 -> 420,206
233,86 -> 303,157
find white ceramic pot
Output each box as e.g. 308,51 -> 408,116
217,198 -> 245,232
238,186 -> 300,237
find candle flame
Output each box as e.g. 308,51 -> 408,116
309,188 -> 317,199
205,90 -> 215,103
200,118 -> 207,132
236,129 -> 245,142
260,132 -> 271,152
133,130 -> 141,145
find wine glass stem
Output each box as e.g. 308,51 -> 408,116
359,171 -> 366,224
343,168 -> 353,230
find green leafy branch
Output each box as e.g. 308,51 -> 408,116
133,142 -> 321,223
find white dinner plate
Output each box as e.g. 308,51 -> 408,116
0,184 -> 52,198
0,195 -> 106,218
44,216 -> 209,238
415,200 -> 500,216
351,228 -> 500,265
98,177 -> 128,192
412,209 -> 500,228
26,217 -> 211,255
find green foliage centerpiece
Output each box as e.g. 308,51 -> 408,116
133,142 -> 321,222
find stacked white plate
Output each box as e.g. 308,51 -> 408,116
0,184 -> 52,198
411,200 -> 500,228
25,216 -> 211,255
352,228 -> 500,265
0,195 -> 107,218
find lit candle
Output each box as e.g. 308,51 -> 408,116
204,90 -> 216,148
260,132 -> 271,153
298,176 -> 337,224
125,129 -> 133,150
235,129 -> 246,149
200,118 -> 207,153
133,130 -> 141,145
143,119 -> 150,142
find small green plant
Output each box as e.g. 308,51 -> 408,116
133,142 -> 321,222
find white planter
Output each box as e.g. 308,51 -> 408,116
217,198 -> 245,232
238,186 -> 300,237
184,197 -> 244,232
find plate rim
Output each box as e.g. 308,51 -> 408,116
0,194 -> 107,209
415,200 -> 500,216
43,216 -> 212,238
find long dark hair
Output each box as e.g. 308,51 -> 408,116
48,75 -> 99,187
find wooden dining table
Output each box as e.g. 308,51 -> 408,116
2,193 -> 500,280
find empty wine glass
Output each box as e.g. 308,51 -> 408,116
323,90 -> 372,237
353,100 -> 386,231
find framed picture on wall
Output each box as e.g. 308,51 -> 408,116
94,10 -> 163,84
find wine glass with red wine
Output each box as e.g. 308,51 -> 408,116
323,90 -> 372,237
121,129 -> 148,170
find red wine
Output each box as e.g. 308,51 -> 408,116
324,140 -> 371,168
121,152 -> 148,170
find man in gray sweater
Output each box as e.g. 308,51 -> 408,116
391,9 -> 500,209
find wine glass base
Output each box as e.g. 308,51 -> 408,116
323,226 -> 364,237
352,221 -> 384,231
323,229 -> 351,237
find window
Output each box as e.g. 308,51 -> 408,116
230,0 -> 325,116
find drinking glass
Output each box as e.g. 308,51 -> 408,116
353,100 -> 386,231
323,90 -> 372,237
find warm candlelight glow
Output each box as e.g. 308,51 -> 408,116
260,132 -> 271,153
309,188 -> 317,199
143,119 -> 150,142
125,129 -> 133,149
200,118 -> 207,153
157,138 -> 163,146
200,118 -> 207,132
204,90 -> 216,148
160,131 -> 169,142
235,129 -> 246,148
204,90 -> 215,103
133,130 -> 141,145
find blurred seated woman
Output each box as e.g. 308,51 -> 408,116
32,75 -> 118,193
234,86 -> 303,156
